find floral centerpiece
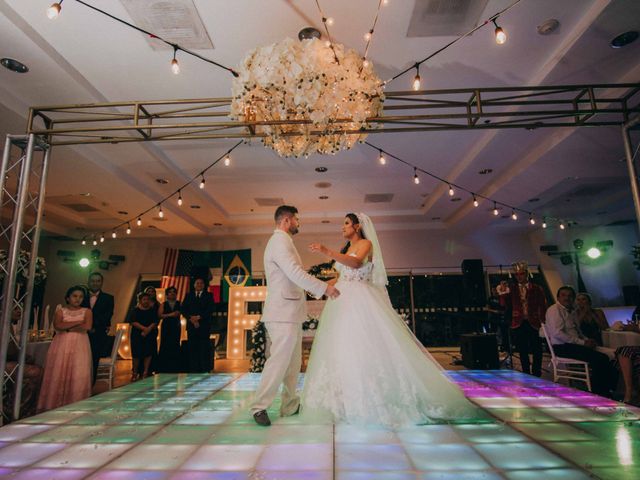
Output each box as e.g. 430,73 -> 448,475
230,37 -> 384,158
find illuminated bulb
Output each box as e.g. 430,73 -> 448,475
559,222 -> 566,230
92,239 -> 98,246
100,234 -> 105,243
495,26 -> 507,45
124,346 -> 129,351
378,150 -> 386,165
158,205 -> 164,218
178,191 -> 183,206
233,349 -> 238,354
137,217 -> 142,226
511,210 -> 518,221
224,155 -> 231,167
234,339 -> 239,344
363,59 -> 370,68
81,238 -> 86,246
171,58 -> 180,75
412,73 -> 421,91
325,17 -> 334,26
473,196 -> 479,207
542,218 -> 547,229
493,203 -> 499,216
364,31 -> 373,41
448,185 -> 455,196
47,2 -> 62,20
413,169 -> 420,185
529,216 -> 536,225
234,320 -> 239,325
112,231 -> 117,239
126,224 -> 131,235
199,175 -> 205,189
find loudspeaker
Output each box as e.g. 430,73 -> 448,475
460,333 -> 499,369
623,285 -> 640,306
461,259 -> 486,306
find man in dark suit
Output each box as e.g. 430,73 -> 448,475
82,272 -> 115,383
181,277 -> 215,373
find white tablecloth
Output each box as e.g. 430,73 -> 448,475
602,330 -> 640,349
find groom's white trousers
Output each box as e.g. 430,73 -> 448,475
251,322 -> 302,416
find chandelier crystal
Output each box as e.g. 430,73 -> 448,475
230,38 -> 384,158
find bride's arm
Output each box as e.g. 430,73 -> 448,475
309,240 -> 371,268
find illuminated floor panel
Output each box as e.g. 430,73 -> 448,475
0,371 -> 638,479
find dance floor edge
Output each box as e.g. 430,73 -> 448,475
1,371 -> 639,480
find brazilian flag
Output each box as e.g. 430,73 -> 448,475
222,249 -> 252,301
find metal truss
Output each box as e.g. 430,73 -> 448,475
0,135 -> 50,424
26,83 -> 640,146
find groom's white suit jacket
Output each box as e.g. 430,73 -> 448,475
262,229 -> 327,324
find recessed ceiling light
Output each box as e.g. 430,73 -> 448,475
213,222 -> 223,226
528,198 -> 540,203
501,215 -> 510,219
478,168 -> 493,175
190,205 -> 201,209
450,197 -> 461,202
117,210 -> 128,215
155,178 -> 169,184
321,220 -> 330,224
79,192 -> 91,197
315,167 -> 328,173
1,58 -> 29,73
319,195 -> 329,200
611,30 -> 638,48
431,217 -> 441,220
537,19 -> 560,35
315,182 -> 332,188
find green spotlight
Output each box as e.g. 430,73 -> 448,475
79,258 -> 90,268
587,247 -> 601,259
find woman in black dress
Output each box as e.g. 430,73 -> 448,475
157,286 -> 182,373
128,292 -> 158,380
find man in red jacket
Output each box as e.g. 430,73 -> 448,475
503,262 -> 547,376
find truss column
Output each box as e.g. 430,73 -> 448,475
623,118 -> 640,237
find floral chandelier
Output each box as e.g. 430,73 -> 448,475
230,37 -> 384,158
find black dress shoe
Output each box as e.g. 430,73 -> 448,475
253,410 -> 271,426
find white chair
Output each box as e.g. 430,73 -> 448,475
541,324 -> 592,392
95,329 -> 124,390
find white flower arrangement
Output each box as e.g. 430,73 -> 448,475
231,37 -> 384,158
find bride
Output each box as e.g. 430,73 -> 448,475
301,213 -> 479,427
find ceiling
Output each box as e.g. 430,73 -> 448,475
1,0 -> 639,241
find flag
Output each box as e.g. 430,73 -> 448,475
222,249 -> 252,301
160,248 -> 194,301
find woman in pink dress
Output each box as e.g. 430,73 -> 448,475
37,285 -> 93,412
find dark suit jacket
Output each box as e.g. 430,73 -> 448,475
181,291 -> 214,333
82,291 -> 115,334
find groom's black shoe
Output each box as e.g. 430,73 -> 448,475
253,410 -> 271,426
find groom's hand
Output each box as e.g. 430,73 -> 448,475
325,284 -> 340,299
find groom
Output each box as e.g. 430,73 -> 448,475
251,205 -> 340,426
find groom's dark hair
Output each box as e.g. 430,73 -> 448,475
274,205 -> 298,223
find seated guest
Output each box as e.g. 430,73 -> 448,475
576,293 -> 609,346
37,286 -> 93,412
616,323 -> 640,404
545,285 -> 617,396
503,262 -> 547,377
128,292 -> 159,380
157,286 -> 182,373
182,278 -> 215,373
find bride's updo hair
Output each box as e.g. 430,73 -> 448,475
340,213 -> 366,254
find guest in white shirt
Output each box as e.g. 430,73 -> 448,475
545,286 -> 617,396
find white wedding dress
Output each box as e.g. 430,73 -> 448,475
301,255 -> 479,427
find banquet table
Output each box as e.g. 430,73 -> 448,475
25,341 -> 51,368
602,330 -> 640,349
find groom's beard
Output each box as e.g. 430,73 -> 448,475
288,225 -> 299,235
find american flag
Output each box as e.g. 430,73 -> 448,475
160,248 -> 194,301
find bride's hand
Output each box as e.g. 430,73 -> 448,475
309,243 -> 328,255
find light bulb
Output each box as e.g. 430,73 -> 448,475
100,234 -> 105,243
224,155 -> 231,167
137,217 -> 142,226
559,222 -> 566,230
448,185 -> 455,196
199,176 -> 205,189
170,58 -> 180,75
364,31 -> 372,41
178,192 -> 183,206
495,27 -> 507,45
413,170 -> 420,185
473,196 -> 479,207
529,216 -> 536,225
542,220 -> 547,229
511,211 -> 518,221
158,206 -> 164,218
92,239 -> 98,246
112,231 -> 117,239
325,17 -> 334,26
412,73 -> 421,91
378,151 -> 386,165
363,59 -> 370,68
81,238 -> 86,246
126,224 -> 131,235
47,3 -> 62,20
493,203 -> 499,216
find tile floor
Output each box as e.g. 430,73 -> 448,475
1,371 -> 639,479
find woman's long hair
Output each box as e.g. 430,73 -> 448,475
339,213 -> 366,254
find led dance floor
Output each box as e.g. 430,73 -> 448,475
0,371 -> 639,479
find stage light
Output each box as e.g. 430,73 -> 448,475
79,258 -> 90,268
587,247 -> 601,259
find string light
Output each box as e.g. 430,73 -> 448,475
100,234 -> 105,243
111,231 -> 117,239
413,168 -> 420,185
492,18 -> 507,45
529,215 -> 536,225
81,237 -> 86,246
92,238 -> 98,246
559,221 -> 566,230
158,204 -> 164,218
126,223 -> 132,235
383,0 -> 389,4
511,210 -> 518,221
47,1 -> 63,20
542,218 -> 547,229
363,59 -> 370,68
224,154 -> 231,167
473,195 -> 479,207
364,29 -> 373,41
493,202 -> 499,216
199,175 -> 205,189
378,150 -> 386,165
412,64 -> 421,91
178,190 -> 183,206
325,17 -> 334,26
137,217 -> 142,226
448,185 -> 455,196
170,46 -> 180,75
